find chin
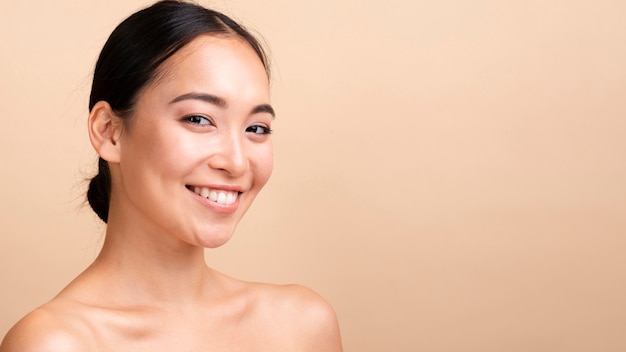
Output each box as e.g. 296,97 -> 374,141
199,237 -> 233,249
192,225 -> 238,249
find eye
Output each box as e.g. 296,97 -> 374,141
183,115 -> 212,126
246,125 -> 273,135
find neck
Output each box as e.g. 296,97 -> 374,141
88,214 -> 214,306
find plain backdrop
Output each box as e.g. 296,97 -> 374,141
1,0 -> 625,351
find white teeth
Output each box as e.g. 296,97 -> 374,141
191,186 -> 239,205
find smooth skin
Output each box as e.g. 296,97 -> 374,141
0,35 -> 342,352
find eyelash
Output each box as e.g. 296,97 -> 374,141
246,125 -> 273,135
183,115 -> 272,135
184,115 -> 212,126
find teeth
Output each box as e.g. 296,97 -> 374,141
191,186 -> 239,205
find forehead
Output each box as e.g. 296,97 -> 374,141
143,34 -> 270,102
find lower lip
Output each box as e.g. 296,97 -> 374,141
187,188 -> 240,214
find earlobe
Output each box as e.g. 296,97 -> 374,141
88,101 -> 123,163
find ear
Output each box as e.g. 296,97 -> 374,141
88,101 -> 124,163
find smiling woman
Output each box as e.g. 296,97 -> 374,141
0,1 -> 341,351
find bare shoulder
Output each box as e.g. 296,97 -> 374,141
0,304 -> 92,352
249,283 -> 343,351
258,284 -> 338,325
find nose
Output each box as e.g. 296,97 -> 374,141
208,132 -> 248,177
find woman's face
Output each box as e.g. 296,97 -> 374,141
111,35 -> 273,248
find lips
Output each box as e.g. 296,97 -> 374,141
186,186 -> 240,206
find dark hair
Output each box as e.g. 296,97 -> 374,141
86,0 -> 269,223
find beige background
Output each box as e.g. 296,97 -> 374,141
1,0 -> 625,351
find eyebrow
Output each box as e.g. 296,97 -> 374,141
252,104 -> 276,118
169,92 -> 275,118
170,92 -> 226,107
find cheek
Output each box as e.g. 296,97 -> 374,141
252,144 -> 274,186
260,156 -> 273,184
122,125 -> 194,179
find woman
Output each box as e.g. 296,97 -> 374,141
0,1 -> 342,351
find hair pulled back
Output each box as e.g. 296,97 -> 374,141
87,0 -> 269,223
